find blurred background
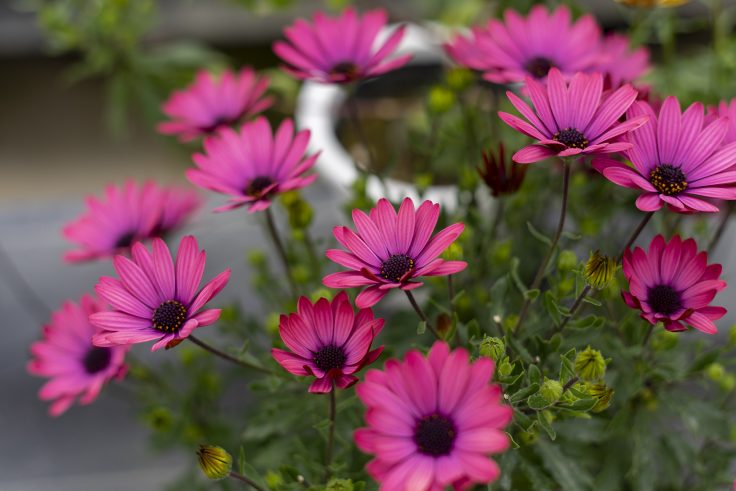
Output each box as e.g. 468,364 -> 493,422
0,0 -> 733,489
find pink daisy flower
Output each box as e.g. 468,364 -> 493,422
63,180 -> 202,263
91,236 -> 231,351
498,68 -> 647,164
708,98 -> 736,144
273,8 -> 411,84
271,291 -> 384,393
592,97 -> 736,213
323,198 -> 467,309
355,341 -> 512,490
27,295 -> 128,416
187,117 -> 318,213
596,34 -> 650,89
622,235 -> 727,334
157,68 -> 272,142
446,5 -> 603,84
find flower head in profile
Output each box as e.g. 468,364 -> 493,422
273,8 -> 411,84
596,34 -> 650,89
622,235 -> 727,334
477,143 -> 527,197
272,291 -> 384,393
158,68 -> 272,142
188,117 -> 318,213
323,198 -> 467,308
27,295 -> 128,416
499,68 -> 647,163
63,180 -> 201,263
708,98 -> 736,144
355,341 -> 512,490
593,97 -> 736,213
91,236 -> 231,351
616,0 -> 689,7
446,5 -> 603,84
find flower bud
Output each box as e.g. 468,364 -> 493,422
706,362 -> 725,381
615,0 -> 689,7
719,374 -> 736,392
478,143 -> 527,197
652,329 -> 679,351
498,357 -> 514,377
575,346 -> 606,382
557,250 -> 578,272
446,67 -> 474,91
584,250 -> 617,290
540,379 -> 564,404
196,445 -> 232,480
479,336 -> 505,362
729,325 -> 736,347
428,86 -> 455,114
587,383 -> 614,412
247,249 -> 267,267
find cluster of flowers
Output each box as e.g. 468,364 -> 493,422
27,5 -> 734,490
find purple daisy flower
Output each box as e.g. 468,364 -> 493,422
323,198 -> 467,308
187,117 -> 318,213
273,8 -> 411,84
593,97 -> 736,213
499,68 -> 648,164
91,236 -> 231,351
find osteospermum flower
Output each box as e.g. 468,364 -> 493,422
273,8 -> 411,84
187,117 -> 318,213
63,180 -> 201,263
593,97 -> 736,213
477,143 -> 527,197
323,198 -> 467,308
708,98 -> 736,144
446,5 -> 603,84
596,34 -> 650,89
355,341 -> 512,490
499,68 -> 647,163
158,68 -> 272,142
91,236 -> 231,351
272,291 -> 384,393
622,235 -> 727,334
27,295 -> 128,416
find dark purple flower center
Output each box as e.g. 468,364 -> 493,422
553,128 -> 589,149
381,254 -> 415,282
330,61 -> 359,79
245,176 -> 274,197
525,57 -> 555,79
198,115 -> 237,134
83,346 -> 112,374
414,413 -> 456,456
647,284 -> 682,315
115,231 -> 137,249
314,344 -> 347,372
152,300 -> 187,332
649,164 -> 687,196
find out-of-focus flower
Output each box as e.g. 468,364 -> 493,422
63,180 -> 201,263
355,341 -> 512,490
158,68 -> 272,142
597,34 -> 650,89
323,198 -> 467,308
622,235 -> 727,334
708,98 -> 736,144
477,143 -> 527,197
273,8 -> 411,84
27,295 -> 128,416
445,5 -> 603,84
272,291 -> 383,393
593,97 -> 736,213
499,69 -> 647,163
575,346 -> 606,381
584,250 -> 617,290
615,0 -> 689,7
188,117 -> 318,213
196,445 -> 232,480
91,236 -> 231,350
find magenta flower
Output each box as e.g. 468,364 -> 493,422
593,97 -> 736,213
27,295 -> 128,416
499,68 -> 647,164
91,236 -> 231,351
622,235 -> 727,334
187,117 -> 318,213
355,341 -> 512,490
446,5 -> 602,84
63,180 -> 201,263
708,98 -> 736,144
271,291 -> 384,393
596,34 -> 650,89
158,68 -> 272,142
323,198 -> 467,308
273,8 -> 411,84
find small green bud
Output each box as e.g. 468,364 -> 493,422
587,383 -> 614,412
518,429 -> 537,445
706,362 -> 725,381
247,249 -> 267,267
574,346 -> 606,382
479,336 -> 505,362
584,250 -> 617,290
498,356 -> 514,377
146,407 -> 173,432
539,379 -> 564,404
428,86 -> 456,113
557,250 -> 577,272
443,242 -> 463,262
266,312 -> 280,335
265,471 -> 284,488
651,329 -> 679,351
729,325 -> 736,347
414,173 -> 433,192
719,374 -> 736,392
292,264 -> 310,284
502,314 -> 518,333
196,445 -> 232,480
445,67 -> 474,91
491,240 -> 512,264
326,478 -> 355,491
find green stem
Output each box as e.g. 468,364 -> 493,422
641,324 -> 655,348
188,335 -> 274,375
264,207 -> 298,299
229,471 -> 267,491
405,290 -> 441,339
324,384 -> 337,481
707,201 -> 734,252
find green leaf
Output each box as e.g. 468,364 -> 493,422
527,393 -> 550,410
559,349 -> 577,384
509,258 -> 528,294
527,221 -> 553,246
543,291 -> 562,324
518,452 -> 556,491
527,364 -> 542,385
417,321 -> 427,335
582,296 -> 602,307
537,412 -> 556,440
535,438 -> 594,491
238,446 -> 246,475
524,288 -> 541,300
561,231 -> 583,240
510,383 -> 540,403
505,431 -> 521,449
559,397 -> 597,411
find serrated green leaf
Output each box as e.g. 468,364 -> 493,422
537,412 -> 556,440
527,393 -> 550,410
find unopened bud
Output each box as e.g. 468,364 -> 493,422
428,86 -> 455,114
540,379 -> 564,404
706,362 -> 725,381
719,374 -> 736,392
584,250 -> 617,290
479,336 -> 505,362
587,383 -> 614,412
575,346 -> 606,382
196,445 -> 232,480
557,250 -> 577,272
